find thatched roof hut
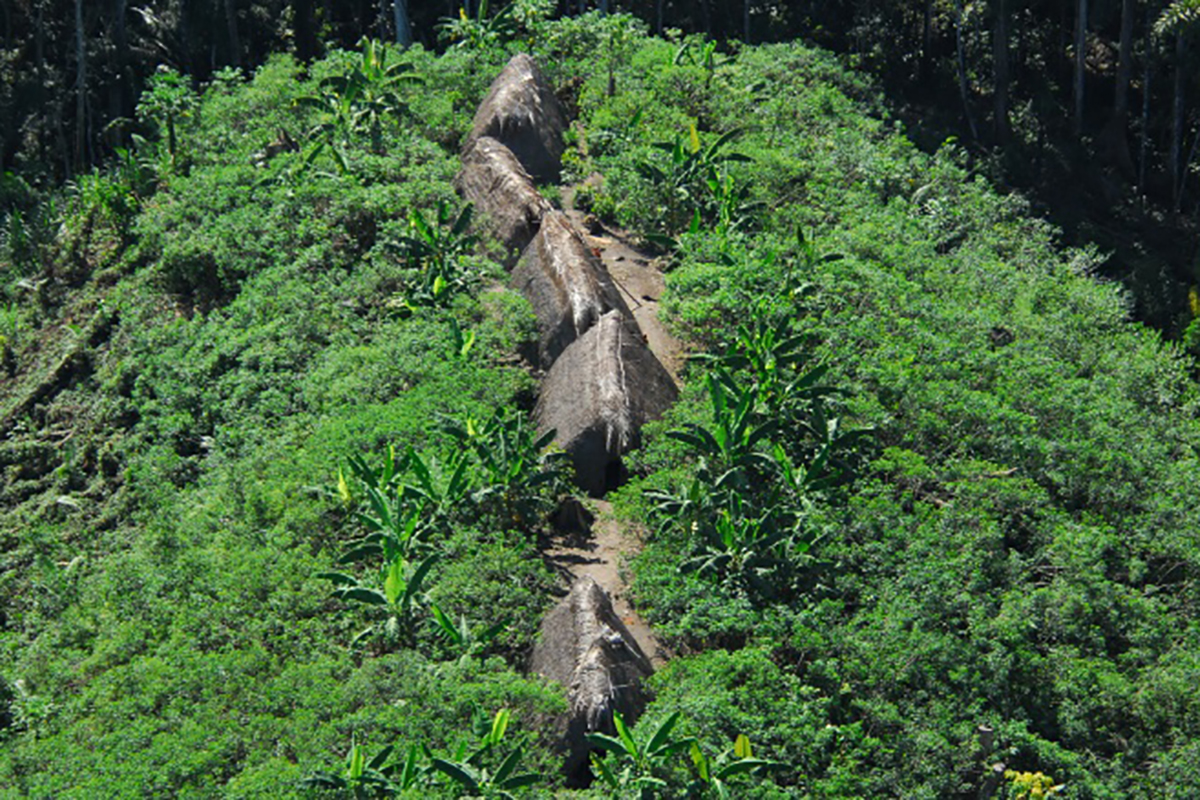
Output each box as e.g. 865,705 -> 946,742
536,310 -> 678,496
455,136 -> 552,264
512,211 -> 632,368
465,53 -> 568,183
531,576 -> 653,780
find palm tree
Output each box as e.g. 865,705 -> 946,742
1155,0 -> 1200,32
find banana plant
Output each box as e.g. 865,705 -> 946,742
302,737 -> 427,798
785,398 -> 873,491
764,225 -> 842,305
389,201 -> 478,309
588,711 -> 695,799
135,67 -> 197,170
430,709 -> 538,798
679,496 -> 800,591
646,474 -> 712,540
296,37 -> 421,158
395,446 -> 472,528
429,603 -> 507,664
687,734 -> 784,799
666,369 -> 777,494
111,133 -> 159,203
437,0 -> 518,52
699,315 -> 839,429
673,38 -> 735,90
704,168 -> 764,238
318,551 -> 438,650
442,410 -> 567,532
637,126 -> 751,235
448,319 -> 476,361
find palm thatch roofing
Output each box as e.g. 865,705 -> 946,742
530,576 -> 653,779
511,211 -> 632,368
465,53 -> 568,183
456,135 -> 552,264
536,310 -> 678,496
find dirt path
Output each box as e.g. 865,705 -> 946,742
544,500 -> 669,668
540,186 -> 682,669
561,186 -> 684,381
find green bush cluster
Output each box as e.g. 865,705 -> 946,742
576,21 -> 1200,799
0,37 -> 560,799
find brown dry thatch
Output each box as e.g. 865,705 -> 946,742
465,53 -> 568,183
512,211 -> 631,368
455,136 -> 552,264
530,576 -> 653,780
536,310 -> 678,496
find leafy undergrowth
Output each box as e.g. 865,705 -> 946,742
586,25 -> 1200,800
3,11 -> 1200,800
0,41 -> 572,798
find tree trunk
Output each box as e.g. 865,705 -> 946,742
74,0 -> 86,171
1100,0 -> 1136,176
993,0 -> 1011,143
744,0 -> 751,43
1171,29 -> 1185,211
177,0 -> 193,75
1179,125 -> 1200,211
111,0 -> 130,120
224,0 -> 242,67
393,0 -> 411,46
1073,0 -> 1088,137
920,0 -> 933,82
1113,0 -> 1134,123
1137,12 -> 1152,195
656,0 -> 665,33
34,0 -> 46,169
293,0 -> 317,60
953,0 -> 980,141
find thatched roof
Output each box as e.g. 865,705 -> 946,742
531,576 -> 653,779
455,136 -> 552,264
465,53 -> 568,183
536,310 -> 678,496
512,211 -> 632,368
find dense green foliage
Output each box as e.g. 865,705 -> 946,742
3,1 -> 1196,341
577,26 -> 1200,798
0,39 -> 573,798
2,11 -> 1200,799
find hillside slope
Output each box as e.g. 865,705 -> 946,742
1,14 -> 1199,799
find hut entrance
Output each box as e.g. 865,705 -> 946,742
603,457 -> 627,494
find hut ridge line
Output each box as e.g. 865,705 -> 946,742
454,53 -> 677,784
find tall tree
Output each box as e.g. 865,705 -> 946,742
1102,0 -> 1137,175
394,0 -> 411,46
1073,0 -> 1088,136
293,0 -> 317,60
224,0 -> 242,67
111,0 -> 131,120
993,0 -> 1012,142
1112,0 -> 1135,126
74,0 -> 86,171
952,0 -> 980,141
1155,0 -> 1198,209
